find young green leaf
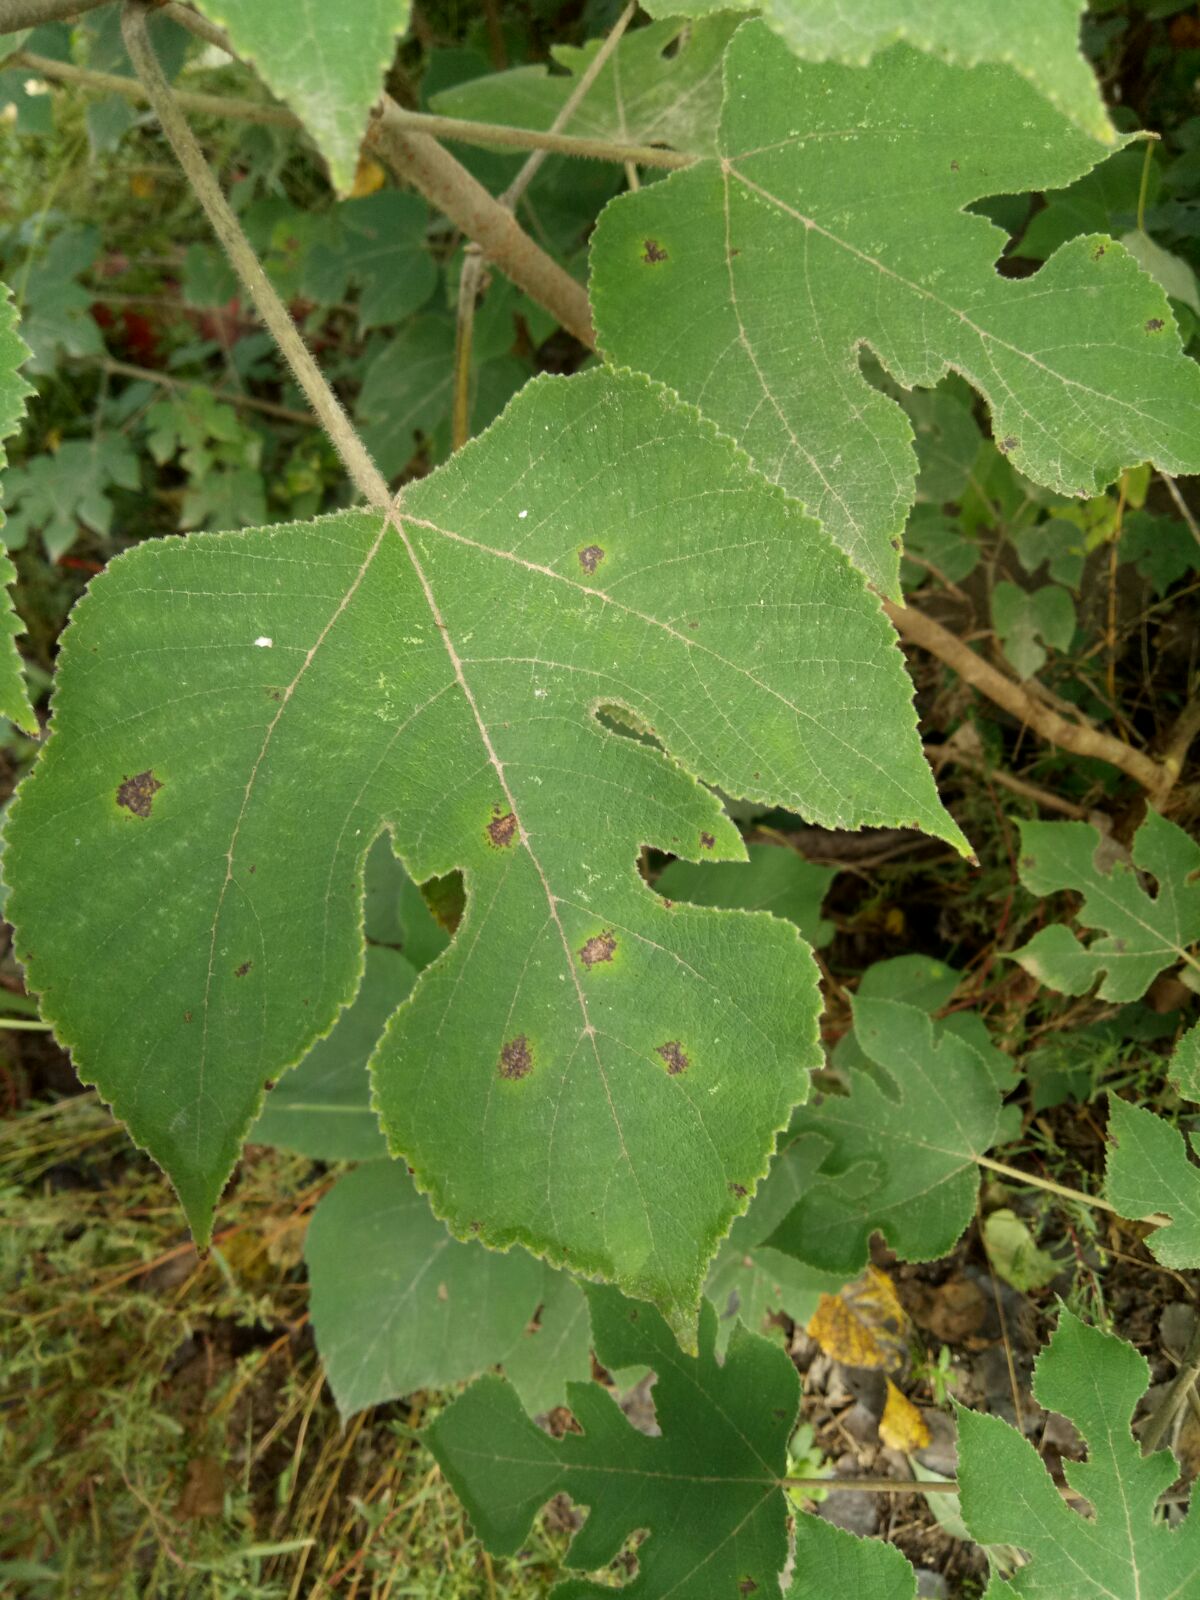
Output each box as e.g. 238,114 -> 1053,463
300,192 -> 437,332
1106,1095 -> 1200,1269
3,435 -> 139,559
991,581 -> 1076,680
249,945 -> 413,1161
4,369 -> 960,1336
0,283 -> 36,735
306,1160 -> 543,1417
639,1 -> 1112,148
432,14 -> 740,160
426,1287 -> 799,1598
591,23 -> 1200,595
189,0 -> 412,194
958,1310 -> 1200,1597
656,843 -> 835,949
767,997 -> 1007,1276
1011,811 -> 1200,1002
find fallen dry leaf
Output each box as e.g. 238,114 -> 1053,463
879,1379 -> 931,1452
806,1265 -> 908,1372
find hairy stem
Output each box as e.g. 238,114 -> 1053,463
367,106 -> 595,347
885,598 -> 1168,794
13,50 -> 297,124
502,0 -> 637,208
120,0 -> 388,503
977,1153 -> 1170,1227
452,245 -> 484,451
0,0 -> 111,29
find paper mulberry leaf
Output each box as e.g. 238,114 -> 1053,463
3,369 -> 961,1335
501,1265 -> 594,1418
249,945 -> 413,1161
767,997 -> 1006,1276
640,0 -> 1112,148
1172,1021 -> 1200,1102
1105,1096 -> 1200,1269
306,1160 -> 543,1417
190,0 -> 412,193
432,14 -> 739,161
0,283 -> 36,735
788,1517 -> 917,1599
591,22 -> 1200,595
958,1310 -> 1200,1598
1012,811 -> 1200,1002
425,1287 -> 800,1599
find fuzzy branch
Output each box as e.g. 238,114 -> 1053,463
0,0 -> 111,29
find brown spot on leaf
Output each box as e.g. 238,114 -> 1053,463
998,436 -> 1018,454
657,1040 -> 689,1075
700,832 -> 715,849
729,247 -> 741,258
437,1282 -> 449,1302
267,687 -> 282,702
730,1183 -> 747,1198
1092,243 -> 1106,259
950,160 -> 960,172
739,1582 -> 758,1597
628,1307 -> 639,1321
487,809 -> 518,849
499,1035 -> 533,1080
688,619 -> 699,629
580,931 -> 617,968
772,1408 -> 787,1419
1146,317 -> 1164,332
235,961 -> 252,978
264,1078 -> 277,1091
642,238 -> 668,264
578,544 -> 605,574
184,1010 -> 193,1023
249,864 -> 256,874
116,770 -> 163,819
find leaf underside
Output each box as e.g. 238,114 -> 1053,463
189,0 -> 413,193
4,368 -> 960,1334
591,23 -> 1200,595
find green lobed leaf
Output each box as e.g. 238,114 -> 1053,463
425,1287 -> 800,1598
3,435 -> 139,559
0,284 -> 36,735
591,23 -> 1200,595
655,842 -> 835,949
788,1516 -> 917,1599
306,1160 -> 543,1417
249,945 -> 412,1161
432,15 -> 740,161
4,368 -> 961,1335
767,996 -> 1007,1276
1105,1095 -> 1200,1269
639,0 -> 1113,147
1011,811 -> 1200,1002
190,0 -> 412,193
300,192 -> 437,332
958,1310 -> 1200,1598
991,581 -> 1076,679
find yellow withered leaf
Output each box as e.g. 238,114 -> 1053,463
879,1379 -> 931,1453
806,1265 -> 908,1371
350,154 -> 386,198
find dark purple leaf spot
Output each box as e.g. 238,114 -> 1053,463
116,770 -> 163,819
578,544 -> 605,574
1146,317 -> 1164,332
579,931 -> 617,968
657,1040 -> 689,1075
235,961 -> 253,978
499,1034 -> 533,1080
264,1078 -> 277,1091
642,238 -> 668,264
700,832 -> 715,849
487,808 -> 518,848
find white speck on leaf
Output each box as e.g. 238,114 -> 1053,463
254,637 -> 273,648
